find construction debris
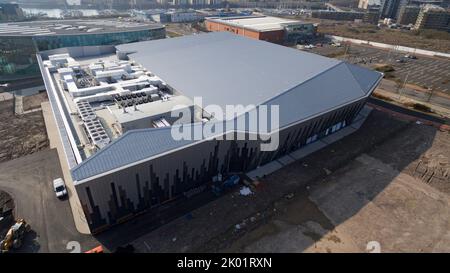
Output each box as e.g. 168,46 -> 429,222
0,98 -> 48,163
0,218 -> 31,253
239,187 -> 253,196
285,193 -> 295,200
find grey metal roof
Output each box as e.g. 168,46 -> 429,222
72,127 -> 196,182
0,19 -> 163,37
117,32 -> 341,118
72,32 -> 382,182
264,62 -> 380,128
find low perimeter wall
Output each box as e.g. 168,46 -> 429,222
327,35 -> 450,59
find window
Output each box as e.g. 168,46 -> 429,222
306,134 -> 318,144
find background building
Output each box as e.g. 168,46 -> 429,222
410,0 -> 447,6
38,32 -> 382,233
0,19 -> 165,82
380,0 -> 448,19
148,10 -> 204,23
359,0 -> 382,9
206,15 -> 316,44
363,10 -> 381,24
398,5 -> 421,25
81,0 -> 142,9
414,4 -> 450,31
380,0 -> 409,19
166,11 -> 203,22
0,3 -> 24,22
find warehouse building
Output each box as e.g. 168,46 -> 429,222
205,15 -> 316,44
0,19 -> 165,82
38,32 -> 382,233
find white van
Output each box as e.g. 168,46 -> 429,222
53,178 -> 67,198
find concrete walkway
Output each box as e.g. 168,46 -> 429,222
14,94 -> 23,115
246,106 -> 373,180
374,87 -> 450,119
42,101 -> 91,235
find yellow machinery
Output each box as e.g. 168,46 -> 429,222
0,219 -> 31,253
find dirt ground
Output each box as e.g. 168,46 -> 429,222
222,117 -> 450,253
128,109 -> 449,253
22,92 -> 48,112
0,190 -> 14,216
0,98 -> 49,163
0,190 -> 14,238
316,21 -> 450,53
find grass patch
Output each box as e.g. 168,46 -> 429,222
404,102 -> 432,113
316,22 -> 450,52
414,29 -> 450,41
166,31 -> 182,38
372,92 -> 393,102
325,51 -> 346,58
413,103 -> 432,113
383,73 -> 396,79
375,64 -> 395,73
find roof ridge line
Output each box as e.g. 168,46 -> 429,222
344,63 -> 383,97
70,121 -> 209,173
258,60 -> 344,106
342,63 -> 368,97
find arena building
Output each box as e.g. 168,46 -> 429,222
37,32 -> 382,233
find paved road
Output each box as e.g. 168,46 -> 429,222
368,97 -> 449,125
377,79 -> 450,110
0,149 -> 96,252
0,77 -> 44,92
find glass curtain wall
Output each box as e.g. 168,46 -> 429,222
0,28 -> 165,81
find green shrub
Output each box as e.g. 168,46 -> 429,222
413,103 -> 432,113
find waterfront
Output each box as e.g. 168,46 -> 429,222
22,8 -> 100,18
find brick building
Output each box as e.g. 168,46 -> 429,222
205,16 -> 315,44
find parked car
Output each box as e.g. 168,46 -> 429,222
53,178 -> 67,198
396,58 -> 407,63
404,54 -> 417,59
